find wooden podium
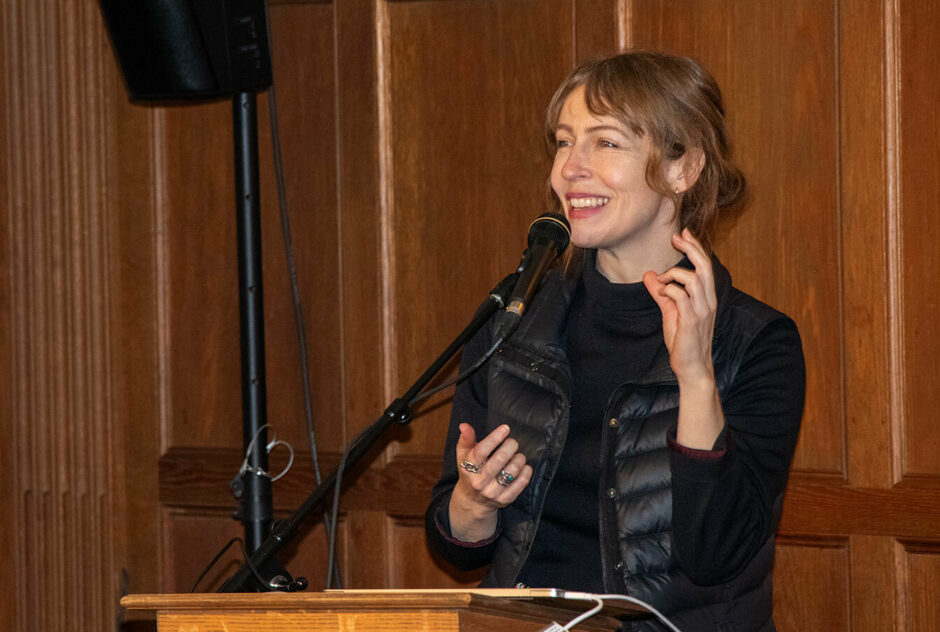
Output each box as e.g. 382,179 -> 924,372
121,589 -> 643,631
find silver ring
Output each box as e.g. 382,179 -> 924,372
496,469 -> 515,486
459,458 -> 482,474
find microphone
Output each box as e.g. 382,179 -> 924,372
495,212 -> 571,340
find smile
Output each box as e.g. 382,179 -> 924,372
568,196 -> 610,209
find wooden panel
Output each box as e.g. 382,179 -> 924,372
901,541 -> 940,632
258,3 -> 345,453
344,511 -> 391,588
335,0 -> 388,439
157,610 -> 452,631
163,508 -> 341,593
0,2 -> 123,631
148,0 -> 350,601
773,538 -> 849,632
383,0 -> 575,455
164,97 -> 242,448
839,0 -> 894,489
164,511 -> 246,593
848,536 -> 899,632
898,0 -> 940,477
110,93 -> 165,598
630,0 -> 843,475
153,610 -> 611,632
778,474 -> 940,539
161,449 -> 446,517
161,451 -> 940,540
164,4 -> 340,452
387,516 -> 485,589
123,592 -> 628,632
574,0 -> 623,59
0,1 -> 14,624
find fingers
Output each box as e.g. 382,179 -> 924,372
672,229 -> 710,271
486,454 -> 533,504
457,423 -> 509,469
466,435 -> 520,491
494,462 -> 533,501
482,437 -> 523,479
663,231 -> 712,287
498,452 -> 530,485
653,230 -> 717,314
495,452 -> 528,486
659,281 -> 699,322
454,423 -> 531,508
643,263 -> 701,322
642,270 -> 673,314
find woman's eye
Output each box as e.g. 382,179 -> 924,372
599,139 -> 619,148
555,139 -> 572,150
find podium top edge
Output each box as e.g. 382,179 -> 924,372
121,589 -> 643,617
122,589 -> 557,609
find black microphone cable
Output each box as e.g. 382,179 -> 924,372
261,0 -> 342,589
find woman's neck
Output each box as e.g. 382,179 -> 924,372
595,244 -> 684,283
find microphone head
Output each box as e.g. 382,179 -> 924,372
527,212 -> 571,253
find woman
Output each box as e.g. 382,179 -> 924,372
425,51 -> 805,632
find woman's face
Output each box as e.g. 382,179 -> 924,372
551,86 -> 680,280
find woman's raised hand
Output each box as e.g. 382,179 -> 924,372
642,229 -> 718,385
643,229 -> 725,449
448,423 -> 532,542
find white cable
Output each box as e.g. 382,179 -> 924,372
560,594 -> 603,630
267,438 -> 294,482
238,423 -> 295,481
561,592 -> 684,632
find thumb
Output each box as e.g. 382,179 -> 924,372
455,423 -> 478,460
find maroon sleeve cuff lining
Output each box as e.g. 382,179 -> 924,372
668,434 -> 727,460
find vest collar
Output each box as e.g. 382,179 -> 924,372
500,252 -> 735,389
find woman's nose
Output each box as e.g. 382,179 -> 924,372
560,145 -> 590,180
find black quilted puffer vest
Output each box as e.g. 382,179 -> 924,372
477,257 -> 785,632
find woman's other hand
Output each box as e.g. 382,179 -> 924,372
448,423 -> 533,542
642,228 -> 717,383
643,229 -> 724,449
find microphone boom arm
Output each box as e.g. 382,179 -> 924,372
217,270 -> 520,592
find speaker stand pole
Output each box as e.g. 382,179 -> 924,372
231,90 -> 273,554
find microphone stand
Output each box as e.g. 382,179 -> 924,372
218,270 -> 520,592
230,90 -> 274,555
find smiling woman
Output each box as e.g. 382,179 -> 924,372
545,53 -> 746,278
426,51 -> 805,632
551,86 -> 685,284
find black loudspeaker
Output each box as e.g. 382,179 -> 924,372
99,0 -> 273,101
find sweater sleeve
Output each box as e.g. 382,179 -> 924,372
669,317 -> 805,585
424,324 -> 502,571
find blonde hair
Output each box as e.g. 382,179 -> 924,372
545,51 -> 745,271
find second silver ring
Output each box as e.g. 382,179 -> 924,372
496,469 -> 515,486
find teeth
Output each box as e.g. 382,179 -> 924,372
569,196 -> 610,209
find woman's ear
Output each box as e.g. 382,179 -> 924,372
668,147 -> 705,193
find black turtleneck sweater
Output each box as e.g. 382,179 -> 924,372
517,254 -> 683,591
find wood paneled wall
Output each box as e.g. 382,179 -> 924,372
0,1 -> 129,630
1,0 -> 937,630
